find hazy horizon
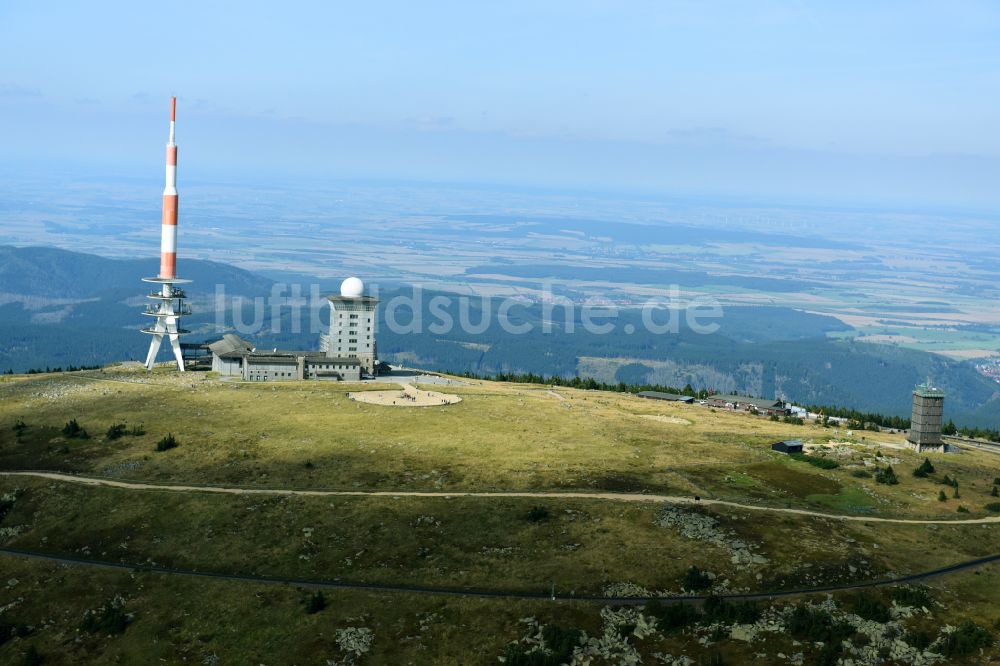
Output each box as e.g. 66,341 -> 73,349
3,1 -> 1000,209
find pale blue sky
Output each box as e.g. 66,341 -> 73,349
2,1 -> 999,207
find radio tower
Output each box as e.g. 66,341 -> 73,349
141,96 -> 191,371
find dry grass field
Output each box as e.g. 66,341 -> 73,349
0,367 -> 998,663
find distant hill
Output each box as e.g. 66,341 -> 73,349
0,245 -> 273,299
0,246 -> 275,373
1,247 -> 997,428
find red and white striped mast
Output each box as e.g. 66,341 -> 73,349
141,96 -> 191,371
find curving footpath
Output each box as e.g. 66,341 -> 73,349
3,470 -> 1000,525
0,547 -> 998,604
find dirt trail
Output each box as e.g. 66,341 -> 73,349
1,546 -> 998,603
3,471 -> 999,525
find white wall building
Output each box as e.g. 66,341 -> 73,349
320,277 -> 379,375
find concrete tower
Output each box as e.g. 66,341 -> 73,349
320,277 -> 378,375
141,97 -> 191,371
907,381 -> 945,452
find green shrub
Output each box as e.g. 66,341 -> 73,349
304,590 -> 325,614
12,418 -> 26,434
939,620 -> 993,657
155,434 -> 178,452
912,458 -> 935,478
906,629 -> 933,650
851,469 -> 872,478
0,619 -> 31,647
22,646 -> 43,666
783,416 -> 804,425
526,506 -> 550,522
703,596 -> 760,624
789,453 -> 839,469
892,585 -> 931,608
129,424 -> 145,437
985,503 -> 1000,513
993,477 -> 1000,486
953,487 -> 960,499
991,486 -> 998,498
786,605 -> 853,644
875,466 -> 899,485
61,419 -> 89,439
698,653 -> 727,666
0,500 -> 14,523
501,624 -> 583,665
814,641 -> 846,666
541,625 -> 582,660
938,490 -> 947,502
681,566 -> 712,591
852,593 -> 890,622
957,505 -> 969,513
80,600 -> 129,635
646,600 -> 701,633
105,423 -> 127,441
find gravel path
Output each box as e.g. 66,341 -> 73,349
3,470 -> 999,525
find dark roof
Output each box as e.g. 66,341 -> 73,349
208,333 -> 253,356
245,355 -> 298,365
637,391 -> 694,403
771,440 -> 804,452
304,356 -> 360,365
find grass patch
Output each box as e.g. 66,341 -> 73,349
805,485 -> 876,513
789,452 -> 839,470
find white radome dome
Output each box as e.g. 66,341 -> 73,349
340,276 -> 364,298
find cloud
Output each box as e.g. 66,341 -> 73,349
0,83 -> 42,98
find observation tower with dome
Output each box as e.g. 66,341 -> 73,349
320,277 -> 380,375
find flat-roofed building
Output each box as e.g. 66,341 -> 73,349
771,439 -> 804,454
207,336 -> 361,382
636,391 -> 695,404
